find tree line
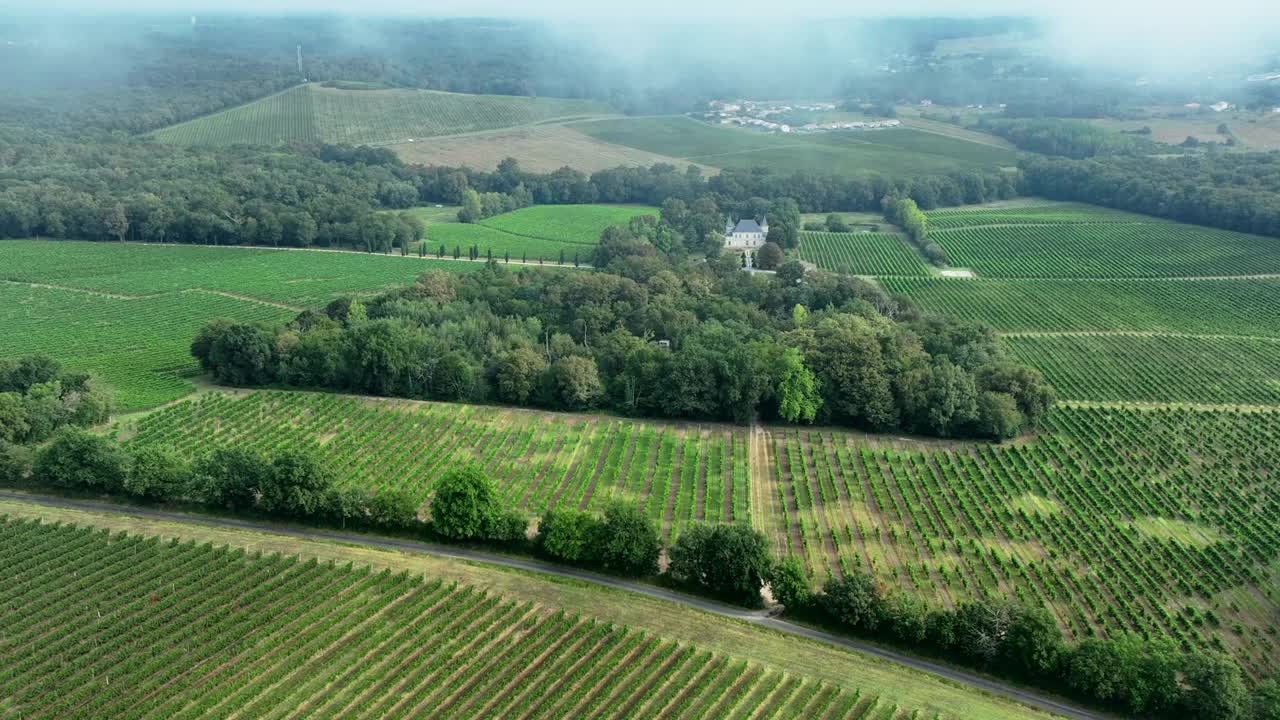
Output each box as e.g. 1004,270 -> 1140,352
1020,153 -> 1280,239
0,354 -> 110,447
775,560 -> 1272,720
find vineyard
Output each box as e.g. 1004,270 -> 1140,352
881,277 -> 1280,337
427,205 -> 657,263
760,405 -> 1280,676
797,232 -> 932,276
0,518 -> 902,720
1003,334 -> 1280,405
923,203 -> 1155,230
124,390 -> 752,541
0,240 -> 488,409
0,284 -> 292,411
150,84 -> 612,147
928,217 -> 1280,279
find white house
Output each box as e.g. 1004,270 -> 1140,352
724,218 -> 769,268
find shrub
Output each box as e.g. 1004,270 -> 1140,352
820,569 -> 882,631
592,501 -> 660,576
538,507 -> 602,563
33,427 -> 128,493
668,522 -> 772,605
767,556 -> 811,610
429,463 -> 501,540
123,445 -> 191,501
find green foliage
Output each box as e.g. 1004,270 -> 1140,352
774,348 -> 822,424
429,462 -> 505,540
548,356 -> 603,410
123,445 -> 191,501
797,231 -> 932,275
767,556 -> 811,610
196,446 -> 273,511
537,507 -> 600,563
667,523 -> 772,605
0,440 -> 32,486
820,570 -> 882,631
593,501 -> 660,577
33,427 -> 128,493
754,241 -> 783,270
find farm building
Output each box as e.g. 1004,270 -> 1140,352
724,218 -> 769,268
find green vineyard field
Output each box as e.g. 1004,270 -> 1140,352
426,205 -> 657,263
0,518 -> 894,720
797,232 -> 932,276
923,203 -> 1156,230
0,240 -> 485,408
125,390 -> 752,541
762,405 -> 1280,676
0,284 -> 293,411
1003,334 -> 1280,405
882,277 -> 1280,337
928,216 -> 1280,279
150,84 -> 612,147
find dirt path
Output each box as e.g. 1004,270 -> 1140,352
748,423 -> 786,556
0,278 -> 148,300
184,288 -> 304,312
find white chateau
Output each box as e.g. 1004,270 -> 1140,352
724,218 -> 768,268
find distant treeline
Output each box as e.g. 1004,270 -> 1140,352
976,117 -> 1156,159
0,133 -> 1016,252
1022,153 -> 1280,238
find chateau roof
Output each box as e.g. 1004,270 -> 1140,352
733,219 -> 763,234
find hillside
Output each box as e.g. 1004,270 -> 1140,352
149,84 -> 614,147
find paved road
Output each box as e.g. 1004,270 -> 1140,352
0,490 -> 1101,720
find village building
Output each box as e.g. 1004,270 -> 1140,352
724,218 -> 769,268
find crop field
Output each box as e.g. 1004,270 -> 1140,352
125,390 -> 752,541
881,277 -> 1280,337
0,240 -> 486,408
150,84 -> 612,147
761,405 -> 1280,676
1003,334 -> 1280,405
0,284 -> 293,411
0,518 -> 896,720
923,203 -> 1155,230
926,212 -> 1280,278
391,125 -> 706,173
427,205 -> 657,263
571,117 -> 1018,178
797,232 -> 932,276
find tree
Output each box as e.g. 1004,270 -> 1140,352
261,447 -> 334,517
367,488 -> 420,529
1253,680 -> 1280,720
668,523 -> 772,605
196,446 -> 272,511
774,348 -> 822,424
765,198 -> 801,249
976,391 -> 1023,440
458,188 -> 483,223
429,463 -> 500,540
825,213 -> 849,232
33,427 -> 128,493
975,364 -> 1055,427
1178,651 -> 1248,720
881,592 -> 929,644
493,347 -> 546,404
592,501 -> 660,576
123,445 -> 190,501
767,556 -> 811,610
537,507 -> 601,563
1000,604 -> 1063,680
102,202 -> 129,242
755,241 -> 783,270
0,392 -> 29,443
821,569 -> 882,631
548,356 -> 603,410
0,440 -> 32,486
954,600 -> 1017,664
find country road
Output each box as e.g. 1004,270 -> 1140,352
0,490 -> 1102,720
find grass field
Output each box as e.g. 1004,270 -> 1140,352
882,277 -> 1280,337
0,240 -> 482,409
150,84 -> 613,147
424,205 -> 657,263
925,205 -> 1280,278
0,506 -> 1055,720
571,117 -> 1018,179
797,232 -> 932,276
391,125 -> 708,173
123,390 -> 750,543
759,405 -> 1280,677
